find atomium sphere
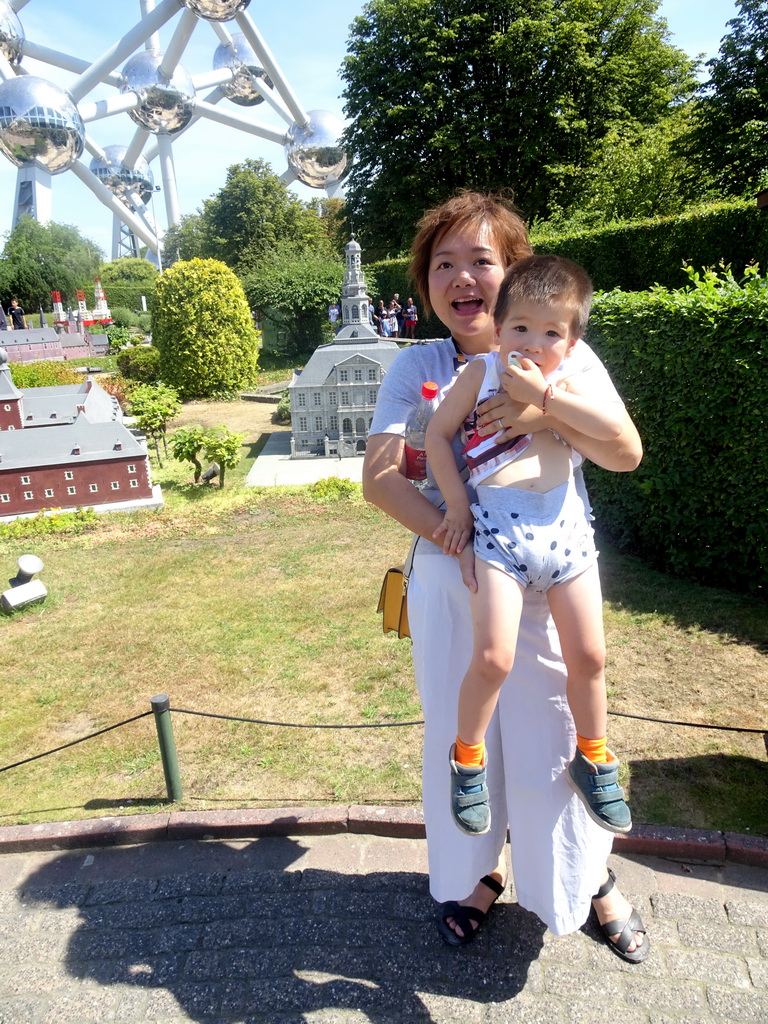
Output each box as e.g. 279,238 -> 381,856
0,1 -> 24,66
0,75 -> 84,174
89,145 -> 154,205
179,0 -> 250,22
213,33 -> 272,106
120,51 -> 195,135
284,109 -> 347,190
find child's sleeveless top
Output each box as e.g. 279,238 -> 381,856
461,352 -> 532,484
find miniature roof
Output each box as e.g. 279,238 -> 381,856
20,377 -> 120,426
289,337 -> 401,388
0,327 -> 59,347
0,415 -> 144,472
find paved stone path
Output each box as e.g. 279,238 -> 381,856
0,832 -> 766,1023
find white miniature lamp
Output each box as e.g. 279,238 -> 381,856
1,554 -> 47,613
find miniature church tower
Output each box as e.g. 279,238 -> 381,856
334,234 -> 379,341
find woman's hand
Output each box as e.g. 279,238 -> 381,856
476,392 -> 542,438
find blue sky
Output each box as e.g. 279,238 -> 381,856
0,0 -> 739,262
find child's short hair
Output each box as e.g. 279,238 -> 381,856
409,191 -> 532,315
493,254 -> 594,338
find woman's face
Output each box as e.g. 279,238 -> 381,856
427,221 -> 505,353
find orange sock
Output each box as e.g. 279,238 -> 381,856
454,737 -> 484,767
577,735 -> 608,764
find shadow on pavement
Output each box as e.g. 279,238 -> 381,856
17,835 -> 546,1021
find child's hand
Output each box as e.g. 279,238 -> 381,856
502,357 -> 547,406
457,543 -> 477,593
432,508 -> 473,556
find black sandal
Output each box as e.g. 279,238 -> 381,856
437,873 -> 505,947
591,867 -> 649,964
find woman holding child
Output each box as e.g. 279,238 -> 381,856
363,193 -> 648,960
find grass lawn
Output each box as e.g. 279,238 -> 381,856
0,401 -> 765,834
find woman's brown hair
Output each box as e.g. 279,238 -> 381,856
409,191 -> 533,315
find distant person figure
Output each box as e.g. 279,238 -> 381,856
392,293 -> 404,335
403,297 -> 418,339
328,301 -> 341,329
7,299 -> 28,331
386,301 -> 400,338
377,299 -> 391,337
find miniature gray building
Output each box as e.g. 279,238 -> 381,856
0,348 -> 162,520
288,236 -> 400,457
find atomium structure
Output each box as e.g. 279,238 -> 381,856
0,0 -> 348,262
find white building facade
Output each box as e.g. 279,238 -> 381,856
289,237 -> 400,457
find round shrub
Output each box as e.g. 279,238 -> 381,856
116,345 -> 161,383
110,305 -> 141,329
153,258 -> 259,399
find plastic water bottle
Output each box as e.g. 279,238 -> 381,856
404,381 -> 439,487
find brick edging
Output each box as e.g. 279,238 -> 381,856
0,810 -> 765,868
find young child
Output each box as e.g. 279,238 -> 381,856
425,254 -> 632,837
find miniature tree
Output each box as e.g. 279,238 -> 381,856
153,258 -> 259,399
170,425 -> 209,483
201,427 -> 244,488
129,382 -> 181,464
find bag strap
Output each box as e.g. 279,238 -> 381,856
403,464 -> 470,581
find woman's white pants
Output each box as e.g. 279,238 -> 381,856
409,549 -> 612,935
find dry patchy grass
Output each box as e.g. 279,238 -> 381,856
0,401 -> 765,833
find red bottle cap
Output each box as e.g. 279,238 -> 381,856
421,381 -> 438,400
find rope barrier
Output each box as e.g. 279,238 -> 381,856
0,705 -> 764,776
0,711 -> 153,773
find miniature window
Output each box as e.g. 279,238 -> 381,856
21,475 -> 30,484
368,369 -> 376,381
298,393 -> 306,406
329,393 -> 337,407
67,486 -> 76,495
3,404 -> 10,411
7,425 -> 14,430
369,390 -> 377,403
24,491 -> 33,500
64,471 -> 74,480
339,370 -> 348,382
89,483 -> 98,493
127,464 -> 136,473
313,392 -> 321,406
129,479 -> 138,488
0,494 -> 9,503
342,418 -> 352,433
299,416 -> 307,431
315,417 -> 322,430
44,489 -> 54,498
341,391 -> 349,405
354,369 -> 363,381
330,416 -> 338,431
111,481 -> 120,490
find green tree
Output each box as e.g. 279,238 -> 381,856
199,159 -> 328,273
681,0 -> 768,198
129,382 -> 182,464
116,346 -> 161,383
341,0 -> 697,256
170,424 -> 209,483
1,217 -> 103,309
242,245 -> 343,356
98,257 -> 158,312
153,258 -> 259,399
201,426 -> 245,488
161,212 -> 206,268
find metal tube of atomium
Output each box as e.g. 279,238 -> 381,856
234,10 -> 309,127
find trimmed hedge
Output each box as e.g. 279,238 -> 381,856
585,268 -> 767,593
368,202 -> 768,318
531,201 -> 768,292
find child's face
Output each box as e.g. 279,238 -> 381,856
495,298 -> 577,378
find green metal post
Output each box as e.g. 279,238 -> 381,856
151,693 -> 182,802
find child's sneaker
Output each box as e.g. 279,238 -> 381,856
449,745 -> 491,835
567,748 -> 632,834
